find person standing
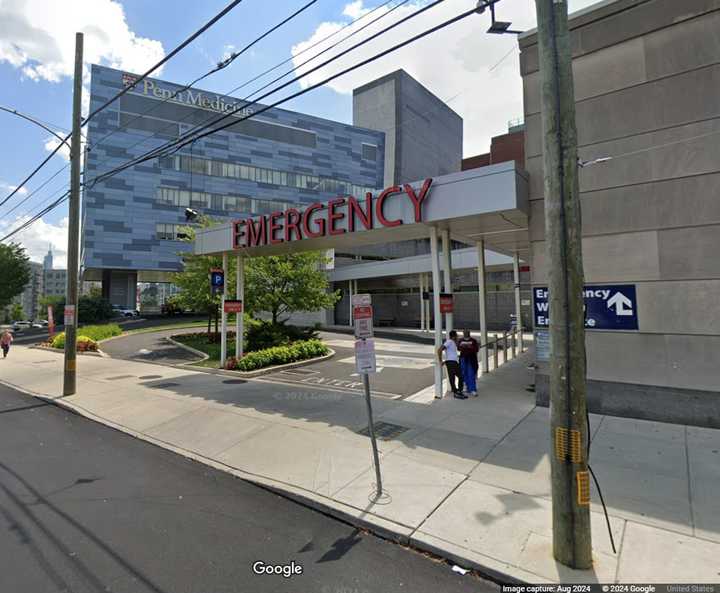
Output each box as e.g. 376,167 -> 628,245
458,329 -> 479,396
1,330 -> 13,359
437,330 -> 466,398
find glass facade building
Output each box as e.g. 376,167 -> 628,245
82,65 -> 385,306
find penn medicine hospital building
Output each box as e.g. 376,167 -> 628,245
83,0 -> 719,428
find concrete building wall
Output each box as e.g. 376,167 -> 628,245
353,69 -> 463,186
520,0 -> 720,427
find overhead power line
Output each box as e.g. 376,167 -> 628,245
0,0 -> 246,209
86,0 -> 319,155
87,0 -> 453,187
0,191 -> 70,243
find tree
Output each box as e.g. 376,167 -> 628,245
0,243 -> 31,310
245,252 -> 339,324
10,303 -> 24,322
171,217 -> 228,335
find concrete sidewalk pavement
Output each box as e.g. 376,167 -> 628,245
1,345 -> 718,584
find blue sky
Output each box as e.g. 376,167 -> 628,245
0,0 -> 600,266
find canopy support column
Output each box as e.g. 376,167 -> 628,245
220,252 -> 228,368
441,229 -> 453,338
430,227 -> 443,399
419,273 -> 425,332
236,255 -> 244,358
513,252 -> 523,352
477,240 -> 489,373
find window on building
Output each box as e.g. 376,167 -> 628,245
362,143 -> 377,161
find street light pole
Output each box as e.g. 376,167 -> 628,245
63,32 -> 84,396
535,0 -> 592,568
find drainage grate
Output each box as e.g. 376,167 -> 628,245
106,375 -> 135,380
139,375 -> 163,380
357,421 -> 409,441
222,379 -> 247,385
149,382 -> 180,389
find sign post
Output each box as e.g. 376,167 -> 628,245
353,294 -> 383,500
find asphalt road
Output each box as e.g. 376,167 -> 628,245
100,327 -> 204,365
0,383 -> 498,593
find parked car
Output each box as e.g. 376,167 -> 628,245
112,305 -> 139,318
12,320 -> 31,331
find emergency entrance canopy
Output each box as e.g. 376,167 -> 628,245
194,161 -> 529,258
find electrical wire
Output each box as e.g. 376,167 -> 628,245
86,0 -> 455,187
0,191 -> 70,243
85,0 -> 319,155
0,0 -> 247,209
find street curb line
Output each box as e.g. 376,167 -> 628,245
30,344 -> 106,357
164,335 -> 210,363
0,376 -> 520,586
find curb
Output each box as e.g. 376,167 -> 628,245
166,335 -> 336,378
30,344 -> 106,357
0,375 -> 518,586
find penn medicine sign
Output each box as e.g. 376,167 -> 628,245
123,73 -> 254,117
233,179 -> 433,249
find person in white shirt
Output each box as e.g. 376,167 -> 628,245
437,330 -> 466,399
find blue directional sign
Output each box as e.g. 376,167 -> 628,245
533,284 -> 638,330
210,268 -> 224,294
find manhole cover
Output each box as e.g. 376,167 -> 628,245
357,421 -> 409,441
139,375 -> 163,379
149,382 -> 180,389
222,379 -> 247,384
106,375 -> 135,380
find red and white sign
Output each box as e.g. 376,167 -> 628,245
47,306 -> 55,337
63,304 -> 75,327
439,293 -> 454,314
353,305 -> 372,320
352,294 -> 374,339
223,299 -> 243,313
232,179 -> 433,249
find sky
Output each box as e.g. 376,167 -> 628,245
0,0 -> 602,269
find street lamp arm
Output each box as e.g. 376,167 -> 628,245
0,105 -> 71,148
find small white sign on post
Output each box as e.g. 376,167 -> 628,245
352,293 -> 374,339
355,339 -> 377,374
64,305 -> 75,327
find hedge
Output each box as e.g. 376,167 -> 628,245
50,333 -> 99,352
48,323 -> 121,349
225,339 -> 328,372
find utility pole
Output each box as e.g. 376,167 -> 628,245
63,32 -> 83,396
535,0 -> 592,568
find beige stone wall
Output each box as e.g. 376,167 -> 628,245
521,0 -> 720,393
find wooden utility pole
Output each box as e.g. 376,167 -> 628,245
534,0 -> 592,568
63,32 -> 83,396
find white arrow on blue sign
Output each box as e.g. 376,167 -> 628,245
533,284 -> 638,330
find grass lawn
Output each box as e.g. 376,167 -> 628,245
123,320 -> 208,336
172,332 -> 225,367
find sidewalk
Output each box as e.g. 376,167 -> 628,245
1,345 -> 718,583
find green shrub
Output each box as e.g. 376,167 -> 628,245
49,332 -> 99,352
245,320 -> 318,351
77,323 -> 122,341
78,295 -> 114,323
226,339 -> 328,372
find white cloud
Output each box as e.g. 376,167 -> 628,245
292,0 -> 602,155
0,182 -> 29,196
0,215 -> 69,269
0,0 -> 165,84
44,135 -> 71,161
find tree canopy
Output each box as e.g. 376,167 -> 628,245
0,243 -> 31,310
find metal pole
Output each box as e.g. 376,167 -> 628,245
348,280 -> 354,327
220,252 -> 228,368
513,251 -> 524,353
429,227 -> 443,398
476,240 -> 489,373
419,273 -> 425,331
62,32 -> 83,397
503,331 -> 508,363
362,372 -> 383,499
236,255 -> 243,358
536,0 -> 592,568
425,274 -> 431,332
493,337 -> 498,370
440,229 -> 453,337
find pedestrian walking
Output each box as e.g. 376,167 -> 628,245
458,329 -> 479,396
437,330 -> 465,398
1,329 -> 13,359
